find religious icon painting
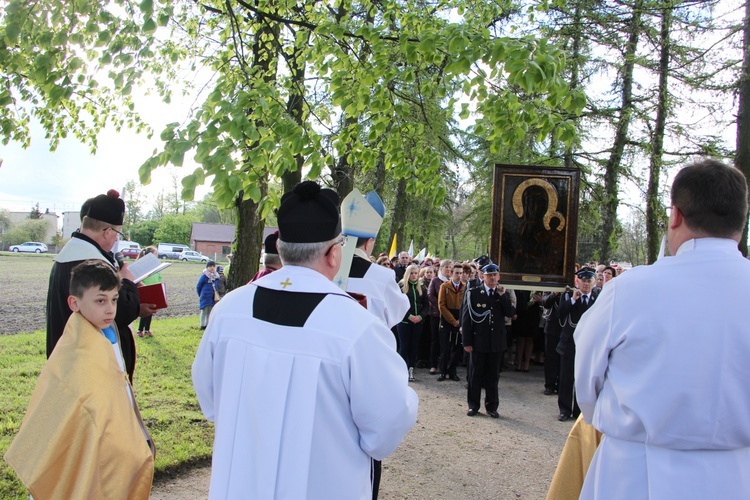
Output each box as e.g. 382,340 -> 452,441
489,164 -> 580,291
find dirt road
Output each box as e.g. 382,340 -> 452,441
151,365 -> 569,500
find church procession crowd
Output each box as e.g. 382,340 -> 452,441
5,158 -> 750,499
379,250 -> 627,424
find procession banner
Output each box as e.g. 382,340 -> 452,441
490,164 -> 580,292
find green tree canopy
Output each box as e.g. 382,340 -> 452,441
152,213 -> 192,245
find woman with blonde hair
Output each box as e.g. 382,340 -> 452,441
398,264 -> 429,382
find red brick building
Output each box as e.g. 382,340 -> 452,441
190,223 -> 277,261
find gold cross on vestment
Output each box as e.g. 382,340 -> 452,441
280,278 -> 292,289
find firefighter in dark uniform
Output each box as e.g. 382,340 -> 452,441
462,263 -> 516,418
556,266 -> 598,421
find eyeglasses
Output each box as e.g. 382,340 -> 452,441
107,227 -> 125,238
324,236 -> 346,256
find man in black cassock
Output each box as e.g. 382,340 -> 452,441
46,189 -> 155,381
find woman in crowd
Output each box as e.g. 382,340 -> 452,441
377,255 -> 393,268
516,291 -> 543,372
602,265 -> 617,287
417,266 -> 436,367
398,264 -> 428,382
196,260 -> 220,330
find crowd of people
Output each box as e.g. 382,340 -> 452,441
7,159 -> 750,499
371,247 -> 630,420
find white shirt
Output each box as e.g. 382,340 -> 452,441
575,238 -> 750,499
346,251 -> 409,328
193,265 -> 418,499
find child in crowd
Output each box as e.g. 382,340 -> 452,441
136,246 -> 162,338
196,260 -> 220,329
4,260 -> 154,499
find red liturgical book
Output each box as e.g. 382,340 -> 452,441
138,283 -> 168,310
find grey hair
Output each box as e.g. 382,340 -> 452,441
277,237 -> 336,266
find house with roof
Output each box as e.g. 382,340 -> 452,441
190,223 -> 235,259
190,223 -> 278,260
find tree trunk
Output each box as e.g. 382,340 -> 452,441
564,1 -> 583,170
332,129 -> 356,198
388,178 -> 408,255
281,27 -> 307,193
228,15 -> 278,290
736,0 -> 750,256
646,2 -> 672,263
599,0 -> 643,263
228,182 -> 266,290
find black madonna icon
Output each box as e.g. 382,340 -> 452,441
490,164 -> 580,291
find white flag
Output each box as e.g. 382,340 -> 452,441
408,239 -> 414,257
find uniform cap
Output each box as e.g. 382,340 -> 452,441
576,266 -> 596,279
481,263 -> 499,274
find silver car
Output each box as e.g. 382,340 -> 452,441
9,242 -> 48,253
180,250 -> 210,263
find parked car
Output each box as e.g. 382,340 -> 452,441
157,243 -> 190,259
114,241 -> 142,259
180,250 -> 211,263
9,242 -> 48,253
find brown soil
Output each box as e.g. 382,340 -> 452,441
0,253 -> 213,335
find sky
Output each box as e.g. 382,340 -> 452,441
0,90 -> 210,217
0,0 -> 741,220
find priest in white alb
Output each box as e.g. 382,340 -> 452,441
574,159 -> 750,499
192,181 -> 418,499
338,188 -> 409,329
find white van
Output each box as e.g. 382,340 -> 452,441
157,243 -> 191,259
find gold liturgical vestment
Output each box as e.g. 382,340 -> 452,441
4,312 -> 154,499
547,414 -> 602,500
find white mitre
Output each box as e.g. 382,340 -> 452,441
341,188 -> 386,238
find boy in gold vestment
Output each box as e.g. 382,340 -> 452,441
5,260 -> 154,499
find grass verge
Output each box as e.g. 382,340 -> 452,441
0,315 -> 213,499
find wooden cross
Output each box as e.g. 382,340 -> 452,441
280,278 -> 292,289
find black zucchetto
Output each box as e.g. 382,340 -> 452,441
86,189 -> 125,226
278,181 -> 341,243
264,231 -> 280,255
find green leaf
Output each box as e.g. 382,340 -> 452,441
246,185 -> 262,202
142,18 -> 157,35
459,103 -> 470,120
139,0 -> 154,16
4,21 -> 20,44
160,123 -> 179,141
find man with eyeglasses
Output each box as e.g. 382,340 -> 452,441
192,181 -> 417,499
46,189 -> 156,381
573,159 -> 750,499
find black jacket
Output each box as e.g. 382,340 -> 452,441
461,286 -> 516,353
46,233 -> 141,380
542,291 -> 562,336
401,282 -> 429,323
556,289 -> 598,355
